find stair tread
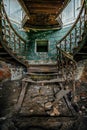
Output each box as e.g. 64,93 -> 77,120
26,72 -> 58,76
28,65 -> 58,73
22,77 -> 65,84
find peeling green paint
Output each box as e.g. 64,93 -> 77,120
7,22 -> 71,63
26,27 -> 71,62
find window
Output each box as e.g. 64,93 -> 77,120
4,0 -> 23,23
62,0 -> 81,26
35,40 -> 49,53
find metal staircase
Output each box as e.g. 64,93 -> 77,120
0,0 -> 28,67
56,0 -> 87,102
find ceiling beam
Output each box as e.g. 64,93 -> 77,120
29,9 -> 60,14
24,0 -> 63,4
28,6 -> 60,10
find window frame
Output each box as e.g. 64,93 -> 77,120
35,39 -> 49,54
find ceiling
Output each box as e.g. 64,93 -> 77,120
18,0 -> 70,30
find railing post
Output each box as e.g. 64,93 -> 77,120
56,47 -> 59,73
85,0 -> 87,29
69,33 -> 72,53
79,16 -> 82,39
25,42 -> 27,59
64,38 -> 66,51
75,26 -> 77,47
14,34 -> 16,52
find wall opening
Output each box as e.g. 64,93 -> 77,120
36,40 -> 48,53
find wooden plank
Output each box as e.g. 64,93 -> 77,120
63,95 -> 76,115
24,0 -> 61,4
29,8 -> 58,14
28,66 -> 58,73
59,83 -> 76,115
28,3 -> 61,8
22,77 -> 65,84
15,82 -> 28,111
55,89 -> 70,101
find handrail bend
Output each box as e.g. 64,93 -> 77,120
56,0 -> 86,102
0,0 -> 28,67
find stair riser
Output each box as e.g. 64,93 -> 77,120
29,75 -> 57,81
28,65 -> 57,73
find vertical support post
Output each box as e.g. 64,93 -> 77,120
18,38 -> 21,55
72,64 -> 76,103
64,38 -> 66,51
79,16 -> 82,40
56,47 -> 59,73
75,26 -> 77,47
15,81 -> 28,112
70,33 -> 72,53
85,0 -> 87,28
24,41 -> 27,59
14,34 -> 16,52
25,42 -> 28,59
8,25 -> 11,46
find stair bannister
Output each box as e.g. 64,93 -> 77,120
57,47 -> 77,101
57,0 -> 86,102
57,0 -> 86,53
0,0 -> 28,67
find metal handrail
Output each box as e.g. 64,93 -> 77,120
56,0 -> 86,102
0,0 -> 28,67
2,1 -> 26,43
57,0 -> 85,46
